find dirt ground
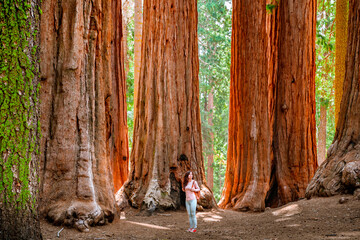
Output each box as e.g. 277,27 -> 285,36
41,195 -> 360,240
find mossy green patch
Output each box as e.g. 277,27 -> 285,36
0,0 -> 40,210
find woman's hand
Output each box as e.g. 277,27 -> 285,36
191,187 -> 200,192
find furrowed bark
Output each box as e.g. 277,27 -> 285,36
111,0 -> 129,193
0,0 -> 43,238
272,0 -> 318,206
218,0 -> 271,212
39,0 -> 127,230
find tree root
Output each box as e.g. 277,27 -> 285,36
306,148 -> 360,198
43,200 -> 114,232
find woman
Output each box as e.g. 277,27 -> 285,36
182,171 -> 200,233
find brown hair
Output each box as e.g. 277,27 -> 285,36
183,171 -> 192,191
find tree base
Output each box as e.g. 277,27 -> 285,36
116,180 -> 216,212
42,200 -> 115,232
306,146 -> 360,198
219,193 -> 265,212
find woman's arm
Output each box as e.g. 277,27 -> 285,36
192,181 -> 200,192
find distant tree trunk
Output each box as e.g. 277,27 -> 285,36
218,0 -> 271,211
133,0 -> 142,117
219,0 -> 317,211
121,0 -> 215,211
318,104 -> 327,166
206,88 -> 214,190
334,0 -> 348,126
306,0 -> 360,198
122,0 -> 131,80
112,0 -> 130,193
39,0 -> 127,230
0,1 -> 43,239
271,0 -> 317,206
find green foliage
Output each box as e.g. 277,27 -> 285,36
266,0 -> 279,14
315,0 -> 336,149
198,0 -> 232,202
266,4 -> 277,14
0,0 -> 40,209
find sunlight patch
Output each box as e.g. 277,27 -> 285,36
285,224 -> 301,227
126,221 -> 171,230
272,204 -> 302,217
274,217 -> 292,222
197,212 -> 223,222
203,217 -> 221,222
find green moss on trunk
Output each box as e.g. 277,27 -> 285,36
0,0 -> 40,210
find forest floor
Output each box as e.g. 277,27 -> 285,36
41,195 -> 360,240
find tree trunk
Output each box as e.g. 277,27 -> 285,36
206,88 -> 214,190
306,0 -> 360,198
122,0 -> 130,80
219,0 -> 317,211
334,0 -> 348,126
121,0 -> 215,211
318,104 -> 327,166
112,0 -> 130,193
0,0 -> 43,239
218,0 -> 271,212
271,0 -> 318,206
39,0 -> 127,230
133,0 -> 142,117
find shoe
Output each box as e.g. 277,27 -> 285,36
190,228 -> 197,233
187,228 -> 192,232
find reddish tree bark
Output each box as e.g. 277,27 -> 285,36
39,0 -> 127,230
119,0 -> 215,211
111,0 -> 129,193
218,0 -> 271,211
306,0 -> 360,197
219,0 -> 317,211
271,0 -> 318,206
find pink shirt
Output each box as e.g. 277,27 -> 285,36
184,180 -> 200,201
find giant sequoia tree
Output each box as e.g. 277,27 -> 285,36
120,0 -> 215,210
0,0 -> 42,238
271,0 -> 317,206
219,0 -> 317,211
306,0 -> 360,197
218,0 -> 271,211
39,0 -> 128,230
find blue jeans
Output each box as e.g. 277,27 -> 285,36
185,199 -> 197,229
